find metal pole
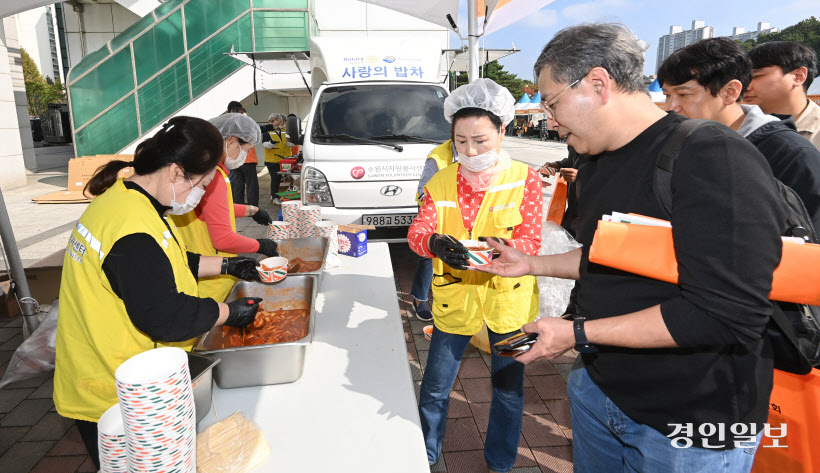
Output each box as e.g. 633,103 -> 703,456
0,187 -> 40,335
467,0 -> 479,83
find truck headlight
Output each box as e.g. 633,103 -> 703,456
303,166 -> 334,206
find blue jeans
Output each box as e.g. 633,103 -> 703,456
410,256 -> 433,302
418,326 -> 524,472
568,361 -> 761,473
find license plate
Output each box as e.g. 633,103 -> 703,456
362,213 -> 416,227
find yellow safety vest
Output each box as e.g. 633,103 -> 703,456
171,166 -> 237,302
54,179 -> 199,423
264,129 -> 292,163
425,162 -> 539,336
416,140 -> 456,206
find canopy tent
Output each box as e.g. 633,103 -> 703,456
808,80 -> 820,97
478,0 -> 557,36
357,0 -> 460,29
517,93 -> 531,104
649,91 -> 666,103
448,48 -> 520,72
648,78 -> 662,92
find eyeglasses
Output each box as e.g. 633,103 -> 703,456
540,78 -> 581,121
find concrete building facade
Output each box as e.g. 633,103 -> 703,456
732,22 -> 779,43
656,20 -> 715,73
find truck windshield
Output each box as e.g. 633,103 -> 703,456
311,84 -> 451,144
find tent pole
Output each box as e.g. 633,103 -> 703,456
467,0 -> 479,83
0,187 -> 40,336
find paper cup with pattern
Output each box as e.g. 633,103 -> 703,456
299,205 -> 322,233
98,403 -> 127,473
314,221 -> 338,254
267,221 -> 292,241
281,201 -> 301,223
257,256 -> 288,283
460,240 -> 493,268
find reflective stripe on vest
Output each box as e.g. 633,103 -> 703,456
171,166 -> 237,302
54,179 -> 199,422
425,162 -> 539,336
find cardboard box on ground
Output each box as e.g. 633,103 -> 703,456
0,250 -> 64,318
32,155 -> 135,203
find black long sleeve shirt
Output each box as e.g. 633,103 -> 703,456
575,112 -> 786,445
101,181 -> 219,342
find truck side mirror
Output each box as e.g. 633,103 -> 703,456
286,115 -> 303,145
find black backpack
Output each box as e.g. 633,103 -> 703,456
654,119 -> 820,375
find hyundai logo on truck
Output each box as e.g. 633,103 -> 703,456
380,185 -> 402,196
351,167 -> 365,179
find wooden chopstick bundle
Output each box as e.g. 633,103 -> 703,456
196,412 -> 270,473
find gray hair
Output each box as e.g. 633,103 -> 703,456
533,23 -> 646,94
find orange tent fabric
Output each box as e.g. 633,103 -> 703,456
546,176 -> 567,226
588,220 -> 820,305
751,368 -> 820,473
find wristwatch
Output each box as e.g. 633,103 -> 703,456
573,316 -> 598,353
220,257 -> 229,275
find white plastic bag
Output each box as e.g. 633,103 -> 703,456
536,223 -> 582,319
0,300 -> 59,390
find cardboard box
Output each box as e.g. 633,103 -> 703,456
33,155 -> 134,203
337,226 -> 368,257
0,250 -> 65,318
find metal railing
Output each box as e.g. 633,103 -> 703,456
67,0 -> 312,158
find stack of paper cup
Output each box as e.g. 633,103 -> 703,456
267,221 -> 292,241
299,205 -> 322,238
98,403 -> 127,473
314,221 -> 339,255
115,347 -> 196,473
281,201 -> 302,236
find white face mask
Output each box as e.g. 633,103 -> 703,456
457,147 -> 500,172
224,140 -> 248,170
169,178 -> 206,215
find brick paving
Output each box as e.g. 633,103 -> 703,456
389,244 -> 575,473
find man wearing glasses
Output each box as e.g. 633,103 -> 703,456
480,23 -> 785,472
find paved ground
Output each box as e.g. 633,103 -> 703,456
0,136 -> 573,472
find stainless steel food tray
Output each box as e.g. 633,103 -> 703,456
193,275 -> 317,388
276,237 -> 329,284
187,352 -> 219,424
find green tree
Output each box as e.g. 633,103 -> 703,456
450,60 -> 533,101
21,47 -> 65,117
735,16 -> 820,58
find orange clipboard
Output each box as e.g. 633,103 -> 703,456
546,176 -> 568,225
588,219 -> 820,305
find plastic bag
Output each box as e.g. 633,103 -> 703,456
536,222 -> 582,319
0,300 -> 59,390
197,412 -> 270,473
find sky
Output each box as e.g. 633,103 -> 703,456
452,0 -> 818,83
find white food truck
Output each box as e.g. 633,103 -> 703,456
287,36 -> 450,241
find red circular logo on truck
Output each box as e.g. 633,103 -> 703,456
351,167 -> 366,179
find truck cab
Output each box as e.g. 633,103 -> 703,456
288,37 -> 449,241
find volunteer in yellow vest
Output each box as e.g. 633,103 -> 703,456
171,113 -> 279,303
408,78 -> 543,473
54,117 -> 266,469
261,113 -> 292,204
410,137 -> 458,322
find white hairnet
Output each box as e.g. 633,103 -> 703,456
443,78 -> 515,126
209,113 -> 261,144
268,113 -> 278,121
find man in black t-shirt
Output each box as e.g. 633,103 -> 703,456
480,23 -> 785,473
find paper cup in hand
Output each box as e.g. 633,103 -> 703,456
267,221 -> 291,241
460,240 -> 493,268
258,256 -> 288,283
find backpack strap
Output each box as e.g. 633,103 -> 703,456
654,119 -> 712,217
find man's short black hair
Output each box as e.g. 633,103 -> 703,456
657,38 -> 751,102
748,41 -> 817,92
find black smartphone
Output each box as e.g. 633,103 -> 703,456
492,332 -> 539,357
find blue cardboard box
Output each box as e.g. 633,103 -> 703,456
337,226 -> 368,257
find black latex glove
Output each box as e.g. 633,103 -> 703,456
428,233 -> 468,270
224,297 -> 263,328
223,257 -> 261,281
252,208 -> 273,225
256,239 -> 280,257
